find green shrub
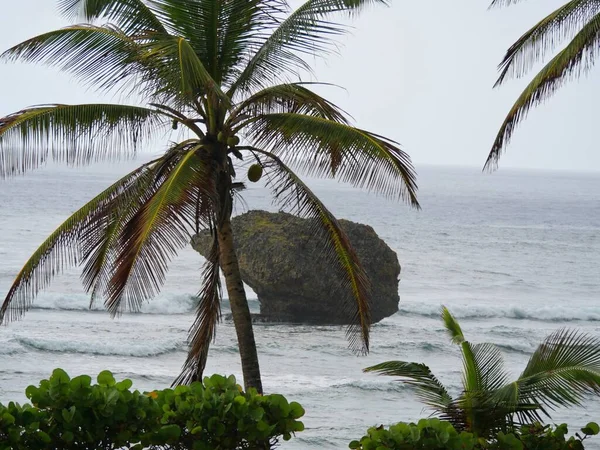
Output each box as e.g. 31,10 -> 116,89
505,422 -> 599,450
150,373 -> 305,450
349,419 -> 599,450
0,369 -> 304,450
349,418 -> 481,450
0,368 -> 161,450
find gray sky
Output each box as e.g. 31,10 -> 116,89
1,0 -> 598,172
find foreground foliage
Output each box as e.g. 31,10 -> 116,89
0,369 -> 304,449
366,307 -> 600,438
349,418 -> 599,449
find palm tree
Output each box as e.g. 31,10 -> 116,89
485,0 -> 600,169
365,307 -> 600,438
0,0 -> 419,393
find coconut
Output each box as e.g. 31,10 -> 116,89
247,164 -> 263,183
217,131 -> 226,143
227,135 -> 240,147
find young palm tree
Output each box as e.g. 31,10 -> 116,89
365,307 -> 600,438
0,0 -> 419,393
485,0 -> 600,169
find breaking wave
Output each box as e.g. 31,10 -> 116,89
398,302 -> 600,322
26,293 -> 259,315
15,336 -> 184,357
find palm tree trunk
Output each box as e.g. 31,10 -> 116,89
217,215 -> 263,394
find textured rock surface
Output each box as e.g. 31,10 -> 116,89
191,210 -> 401,324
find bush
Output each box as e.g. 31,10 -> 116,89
505,422 -> 599,450
150,373 -> 305,450
349,418 -> 480,450
349,419 -> 599,450
0,369 -> 304,450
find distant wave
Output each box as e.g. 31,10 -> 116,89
398,302 -> 600,322
330,379 -> 409,393
15,336 -> 184,357
376,341 -> 445,353
27,293 -> 199,315
25,293 -> 258,315
494,343 -> 533,355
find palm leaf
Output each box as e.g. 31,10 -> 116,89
58,0 -> 167,34
241,113 -> 419,205
175,230 -> 222,385
442,309 -> 508,411
230,0 -> 388,95
442,306 -> 465,344
514,329 -> 600,406
138,34 -> 231,110
365,361 -> 455,415
489,329 -> 600,427
80,148 -> 187,307
494,1 -> 600,85
242,147 -> 371,354
150,0 -> 284,86
0,162 -> 155,323
490,0 -> 546,7
485,10 -> 600,169
0,103 -> 167,177
455,343 -> 512,436
228,82 -> 350,126
0,25 -> 225,108
106,146 -> 216,315
471,343 -> 509,392
0,25 -> 146,94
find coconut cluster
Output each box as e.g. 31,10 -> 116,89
217,131 -> 240,147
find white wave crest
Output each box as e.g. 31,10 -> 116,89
16,336 -> 184,357
29,292 -> 199,315
398,302 -> 600,322
27,293 -> 258,315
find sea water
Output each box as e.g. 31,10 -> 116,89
1,161 -> 599,449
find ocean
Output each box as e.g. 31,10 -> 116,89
1,161 -> 599,449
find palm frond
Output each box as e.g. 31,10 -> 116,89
106,146 -> 216,315
241,147 -> 371,354
472,343 -> 509,392
228,82 -> 350,126
485,12 -> 600,170
230,0 -> 388,95
490,0 -> 539,7
489,329 -> 600,427
441,306 -> 465,344
240,113 -> 419,205
0,25 -> 146,94
150,0 -> 285,86
365,361 -> 455,414
58,0 -> 167,34
516,329 -> 600,406
458,341 -> 482,401
0,103 -> 167,177
494,1 -> 600,85
441,309 -> 509,402
80,148 -> 187,307
175,231 -> 222,386
138,34 -> 231,109
0,162 -> 156,323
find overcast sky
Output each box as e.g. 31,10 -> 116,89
1,0 -> 598,172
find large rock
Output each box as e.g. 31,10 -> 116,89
191,210 -> 400,324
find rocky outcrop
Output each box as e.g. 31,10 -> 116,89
191,210 -> 401,324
